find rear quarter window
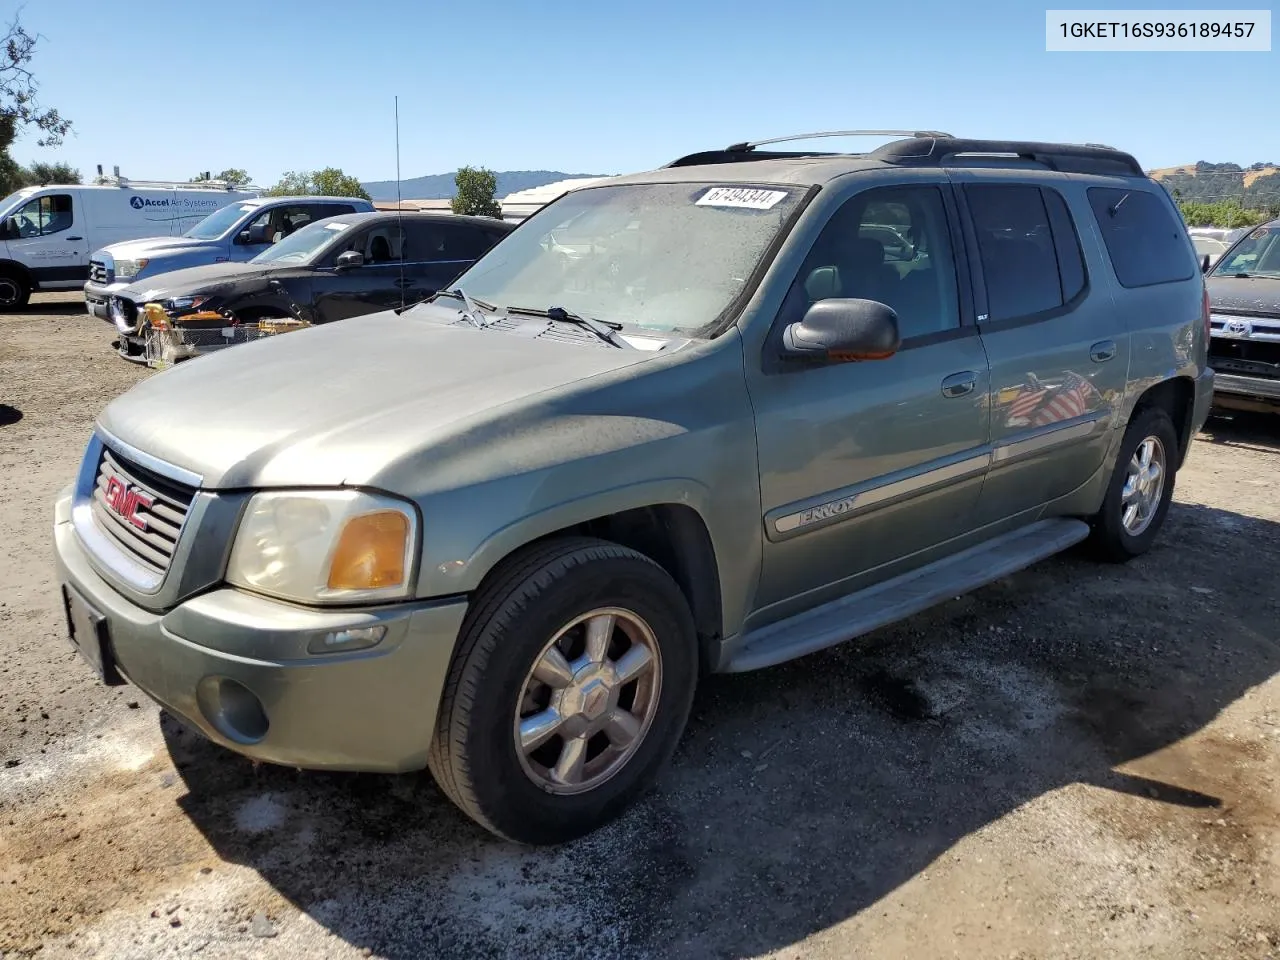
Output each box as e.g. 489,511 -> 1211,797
1087,187 -> 1194,288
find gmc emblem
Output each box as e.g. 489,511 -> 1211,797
105,476 -> 153,531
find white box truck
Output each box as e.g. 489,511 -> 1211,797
0,177 -> 258,308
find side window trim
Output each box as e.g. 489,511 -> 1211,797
958,181 -> 1090,334
1041,186 -> 1090,305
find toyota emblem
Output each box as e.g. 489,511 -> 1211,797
1223,318 -> 1252,338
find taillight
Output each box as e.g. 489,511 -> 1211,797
1201,284 -> 1211,341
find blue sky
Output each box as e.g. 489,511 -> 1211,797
11,0 -> 1277,187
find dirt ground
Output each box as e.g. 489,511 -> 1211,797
1,293 -> 1277,960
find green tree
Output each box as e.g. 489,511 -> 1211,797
0,17 -> 72,196
451,166 -> 502,218
266,167 -> 370,201
192,167 -> 251,187
1177,200 -> 1270,229
22,160 -> 79,184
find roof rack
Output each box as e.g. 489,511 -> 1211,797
870,137 -> 1144,177
666,131 -> 1145,178
665,129 -> 953,168
94,175 -> 257,191
723,129 -> 956,152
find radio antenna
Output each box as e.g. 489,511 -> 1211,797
395,95 -> 406,310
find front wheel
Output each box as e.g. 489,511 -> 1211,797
1089,406 -> 1179,562
0,272 -> 31,310
427,537 -> 698,845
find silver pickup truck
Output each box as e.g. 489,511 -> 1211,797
54,132 -> 1213,845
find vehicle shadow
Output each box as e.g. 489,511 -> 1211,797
161,499 -> 1280,959
1199,409 -> 1280,452
0,404 -> 21,426
13,300 -> 85,316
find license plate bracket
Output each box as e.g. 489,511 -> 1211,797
61,584 -> 124,686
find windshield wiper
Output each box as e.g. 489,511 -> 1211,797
397,287 -> 495,325
506,305 -> 631,348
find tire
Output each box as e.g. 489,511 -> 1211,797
427,536 -> 698,845
1089,406 -> 1179,562
0,271 -> 31,310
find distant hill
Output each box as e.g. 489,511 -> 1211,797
361,170 -> 610,202
1148,161 -> 1280,208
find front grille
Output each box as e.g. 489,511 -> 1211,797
1210,337 -> 1280,380
89,260 -> 111,285
89,447 -> 195,575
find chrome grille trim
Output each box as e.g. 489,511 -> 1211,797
88,448 -> 195,575
88,259 -> 111,284
70,430 -> 204,593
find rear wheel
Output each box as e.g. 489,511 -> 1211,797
0,271 -> 31,310
427,537 -> 698,845
1089,406 -> 1179,562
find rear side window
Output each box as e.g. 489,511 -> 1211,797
966,185 -> 1063,322
440,224 -> 495,261
315,203 -> 356,219
1087,187 -> 1194,288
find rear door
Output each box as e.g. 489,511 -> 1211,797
3,189 -> 89,287
402,220 -> 498,300
953,173 -> 1129,524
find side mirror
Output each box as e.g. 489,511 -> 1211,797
781,298 -> 901,363
335,250 -> 364,270
1201,254 -> 1212,274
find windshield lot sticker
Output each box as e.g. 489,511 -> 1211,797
696,187 -> 788,210
1249,227 -> 1271,240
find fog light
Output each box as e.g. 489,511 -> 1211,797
309,624 -> 386,655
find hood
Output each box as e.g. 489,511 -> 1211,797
1207,275 -> 1280,317
97,311 -> 657,489
119,261 -> 278,302
96,236 -> 222,261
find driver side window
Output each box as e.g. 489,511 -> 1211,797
779,185 -> 961,342
8,194 -> 73,238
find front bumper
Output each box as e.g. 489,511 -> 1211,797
53,488 -> 468,773
1210,370 -> 1280,408
84,280 -> 131,322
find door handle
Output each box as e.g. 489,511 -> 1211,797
66,236 -> 83,241
1090,340 -> 1117,363
941,371 -> 978,398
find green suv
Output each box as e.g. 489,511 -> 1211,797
53,131 -> 1214,844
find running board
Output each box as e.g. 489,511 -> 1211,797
726,518 -> 1091,673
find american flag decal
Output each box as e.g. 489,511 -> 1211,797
1003,370 -> 1100,428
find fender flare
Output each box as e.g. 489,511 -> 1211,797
427,477 -> 717,598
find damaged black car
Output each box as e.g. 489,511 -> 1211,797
102,211 -> 514,367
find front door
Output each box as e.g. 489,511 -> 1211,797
952,175 -> 1130,523
311,223 -> 408,323
4,191 -> 87,287
745,182 -> 991,624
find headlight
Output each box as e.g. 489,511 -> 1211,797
163,296 -> 209,313
226,490 -> 419,605
114,258 -> 149,280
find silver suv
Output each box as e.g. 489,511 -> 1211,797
54,132 -> 1214,844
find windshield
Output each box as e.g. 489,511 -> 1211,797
447,181 -> 805,334
183,203 -> 259,240
0,188 -> 38,220
251,218 -> 351,264
1212,224 -> 1280,278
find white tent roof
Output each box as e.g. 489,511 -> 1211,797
499,177 -> 611,206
